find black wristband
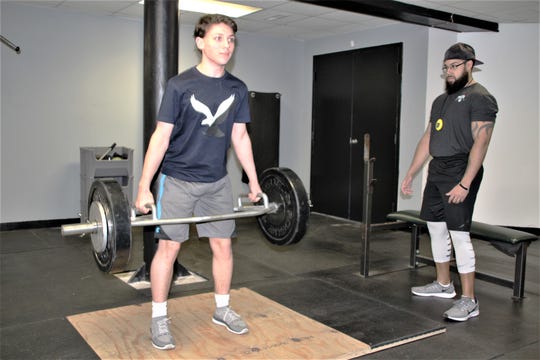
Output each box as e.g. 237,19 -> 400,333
459,183 -> 469,191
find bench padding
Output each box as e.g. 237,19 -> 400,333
387,210 -> 537,245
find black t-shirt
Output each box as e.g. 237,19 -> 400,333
157,67 -> 251,182
429,83 -> 498,157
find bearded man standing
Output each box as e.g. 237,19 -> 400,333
401,43 -> 498,321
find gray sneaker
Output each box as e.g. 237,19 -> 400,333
444,297 -> 479,321
411,281 -> 456,298
212,306 -> 249,334
151,316 -> 175,350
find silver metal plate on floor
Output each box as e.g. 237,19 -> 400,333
113,271 -> 207,290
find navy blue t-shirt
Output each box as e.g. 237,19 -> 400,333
157,67 -> 251,182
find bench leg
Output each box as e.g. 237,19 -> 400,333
512,242 -> 529,300
410,224 -> 420,268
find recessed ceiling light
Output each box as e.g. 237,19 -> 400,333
138,0 -> 261,18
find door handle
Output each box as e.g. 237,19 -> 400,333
350,138 -> 359,144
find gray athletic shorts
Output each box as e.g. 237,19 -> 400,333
154,173 -> 236,242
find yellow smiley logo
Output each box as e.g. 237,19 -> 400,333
435,118 -> 443,131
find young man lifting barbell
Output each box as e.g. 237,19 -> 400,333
135,14 -> 262,350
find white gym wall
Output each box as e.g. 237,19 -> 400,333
1,2 -> 538,227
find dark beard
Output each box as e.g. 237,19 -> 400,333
445,74 -> 469,94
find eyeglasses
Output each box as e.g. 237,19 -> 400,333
442,61 -> 467,73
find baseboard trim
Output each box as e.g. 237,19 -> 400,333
1,218 -> 79,231
1,217 -> 538,236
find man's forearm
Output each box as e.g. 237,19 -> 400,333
461,121 -> 494,187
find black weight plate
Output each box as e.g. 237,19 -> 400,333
88,180 -> 132,273
257,167 -> 310,246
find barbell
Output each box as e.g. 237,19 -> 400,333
61,167 -> 310,274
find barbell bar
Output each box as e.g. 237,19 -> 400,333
61,193 -> 277,237
61,167 -> 310,274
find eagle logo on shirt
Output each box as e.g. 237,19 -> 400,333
190,94 -> 235,137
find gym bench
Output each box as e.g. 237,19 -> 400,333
387,210 -> 538,300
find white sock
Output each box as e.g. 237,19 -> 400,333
152,301 -> 167,318
215,294 -> 230,308
438,282 -> 450,287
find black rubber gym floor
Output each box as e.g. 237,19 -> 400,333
1,213 -> 538,359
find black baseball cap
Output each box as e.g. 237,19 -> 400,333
444,43 -> 484,65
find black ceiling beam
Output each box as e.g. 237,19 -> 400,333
293,0 -> 499,32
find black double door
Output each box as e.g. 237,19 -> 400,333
310,43 -> 402,223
